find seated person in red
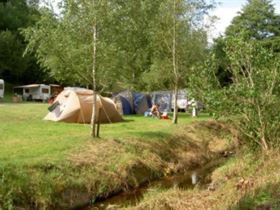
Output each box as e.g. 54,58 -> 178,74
151,103 -> 161,119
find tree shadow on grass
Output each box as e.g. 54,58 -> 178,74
228,182 -> 280,210
121,119 -> 135,123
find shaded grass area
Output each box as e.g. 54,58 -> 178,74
0,103 -> 231,209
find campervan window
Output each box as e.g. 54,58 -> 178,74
42,88 -> 49,94
25,89 -> 30,93
14,88 -> 22,94
0,84 -> 3,89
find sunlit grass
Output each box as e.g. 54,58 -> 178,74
0,103 -> 210,166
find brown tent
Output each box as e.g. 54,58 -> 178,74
44,89 -> 122,123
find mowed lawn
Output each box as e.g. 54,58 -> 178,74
0,103 -> 210,166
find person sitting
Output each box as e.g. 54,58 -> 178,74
151,103 -> 161,119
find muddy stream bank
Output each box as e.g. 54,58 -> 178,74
81,157 -> 227,210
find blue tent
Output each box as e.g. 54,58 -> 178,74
113,90 -> 152,115
113,90 -> 134,115
119,95 -> 133,115
133,93 -> 152,114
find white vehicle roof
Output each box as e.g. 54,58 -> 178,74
14,84 -> 49,88
64,87 -> 88,91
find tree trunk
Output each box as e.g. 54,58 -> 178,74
172,0 -> 178,124
172,85 -> 178,124
91,23 -> 97,138
261,137 -> 268,150
257,104 -> 268,150
97,108 -> 101,137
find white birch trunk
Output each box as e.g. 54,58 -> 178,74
91,22 -> 97,137
172,85 -> 178,124
172,0 -> 178,124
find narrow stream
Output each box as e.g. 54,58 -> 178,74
84,158 -> 225,210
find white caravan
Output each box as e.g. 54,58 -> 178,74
14,84 -> 50,101
0,79 -> 4,99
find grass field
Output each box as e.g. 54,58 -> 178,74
0,103 -> 209,165
1,95 -> 280,210
1,102 -> 224,209
0,103 -> 89,165
3,102 -> 277,210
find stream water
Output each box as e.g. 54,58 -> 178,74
84,158 -> 225,210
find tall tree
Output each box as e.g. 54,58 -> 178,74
210,35 -> 280,150
212,0 -> 280,87
200,0 -> 280,150
144,0 -> 211,123
23,0 -> 131,137
0,0 -> 46,84
97,0 -> 162,91
171,0 -> 179,124
23,0 -> 212,132
226,0 -> 280,50
91,0 -> 97,137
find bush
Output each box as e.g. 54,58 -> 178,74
196,36 -> 280,151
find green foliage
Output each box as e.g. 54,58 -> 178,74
226,0 -> 280,50
226,37 -> 280,150
0,0 -> 47,84
0,31 -> 26,81
204,0 -> 280,150
106,0 -> 162,91
212,0 -> 280,87
22,0 -> 212,93
201,35 -> 280,150
23,0 -> 158,91
0,0 -> 37,31
143,0 -> 210,91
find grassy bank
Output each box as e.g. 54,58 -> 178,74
124,149 -> 280,210
0,103 -> 234,209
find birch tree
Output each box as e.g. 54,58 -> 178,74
145,0 -> 211,124
170,0 -> 177,123
23,0 -> 117,137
